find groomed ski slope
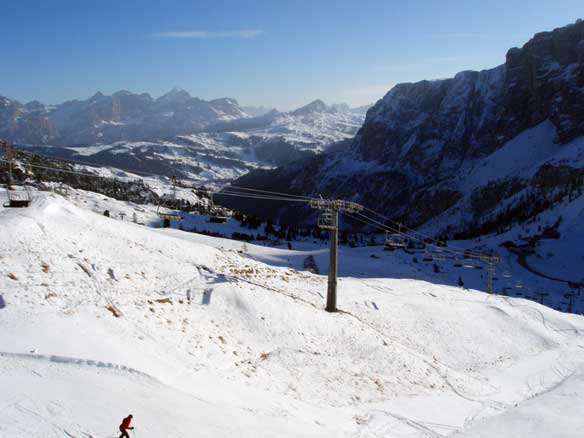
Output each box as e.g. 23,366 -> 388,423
1,191 -> 584,437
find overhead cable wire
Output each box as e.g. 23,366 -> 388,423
3,153 -> 494,260
361,205 -> 485,258
352,211 -> 487,260
224,185 -> 313,200
354,210 -> 472,259
10,150 -> 159,177
214,190 -> 310,203
0,159 -> 117,180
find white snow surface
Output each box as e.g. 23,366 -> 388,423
1,190 -> 584,437
248,110 -> 363,151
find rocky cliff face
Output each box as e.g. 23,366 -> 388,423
226,20 -> 584,233
355,19 -> 584,177
501,22 -> 584,144
0,96 -> 56,144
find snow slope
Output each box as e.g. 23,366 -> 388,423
454,364 -> 584,438
1,190 -> 584,437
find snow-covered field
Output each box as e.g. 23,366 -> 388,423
1,190 -> 584,437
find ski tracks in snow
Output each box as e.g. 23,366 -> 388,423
0,351 -> 157,381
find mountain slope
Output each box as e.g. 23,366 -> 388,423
2,189 -> 584,437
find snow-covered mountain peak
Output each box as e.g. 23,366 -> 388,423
112,89 -> 133,97
291,99 -> 329,116
89,91 -> 105,101
156,87 -> 192,105
208,97 -> 249,119
210,97 -> 240,106
330,102 -> 351,113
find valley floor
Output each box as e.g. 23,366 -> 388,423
1,189 -> 584,437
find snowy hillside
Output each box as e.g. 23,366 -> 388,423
2,189 -> 584,437
249,99 -> 365,152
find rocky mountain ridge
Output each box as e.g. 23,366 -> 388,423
0,88 -> 249,146
226,19 -> 584,238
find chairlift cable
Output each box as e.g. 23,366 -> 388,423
214,191 -> 310,203
351,211 -> 491,261
8,150 -> 159,177
361,205 -> 485,258
353,211 -> 460,255
4,154 -> 497,262
224,185 -> 313,200
356,211 -> 487,260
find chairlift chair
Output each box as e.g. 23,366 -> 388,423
432,253 -> 446,262
209,207 -> 229,223
3,184 -> 32,208
157,207 -> 182,221
384,232 -> 405,249
207,192 -> 229,223
156,197 -> 181,221
422,250 -> 433,262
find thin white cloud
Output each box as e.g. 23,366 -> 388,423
151,30 -> 264,39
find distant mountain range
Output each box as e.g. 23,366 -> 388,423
0,88 -> 249,146
4,90 -> 369,185
226,19 -> 584,240
0,88 -> 369,148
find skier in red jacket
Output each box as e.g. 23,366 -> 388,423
119,414 -> 134,438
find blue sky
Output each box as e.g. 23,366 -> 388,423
1,0 -> 582,109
